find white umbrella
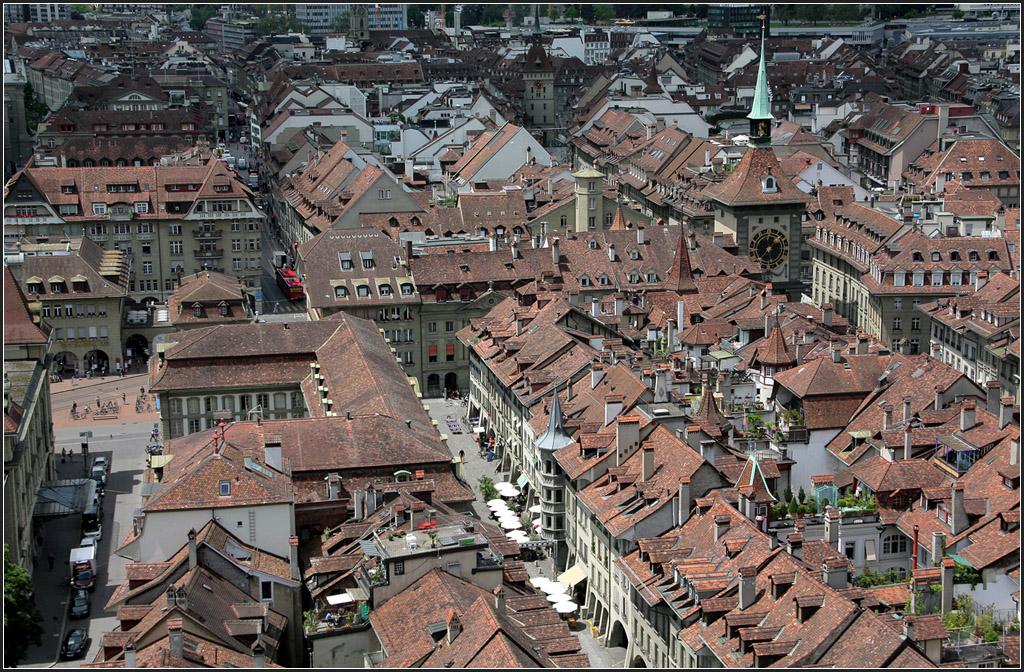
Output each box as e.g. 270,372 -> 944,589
489,503 -> 510,512
508,532 -> 529,540
487,499 -> 505,507
500,488 -> 521,498
528,504 -> 542,513
541,582 -> 567,595
501,520 -> 522,530
547,592 -> 571,603
555,601 -> 579,614
532,518 -> 542,528
528,576 -> 550,588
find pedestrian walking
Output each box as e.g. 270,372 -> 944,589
47,552 -> 55,571
61,448 -> 67,463
96,395 -> 101,407
72,402 -> 77,414
272,302 -> 279,314
123,392 -> 127,404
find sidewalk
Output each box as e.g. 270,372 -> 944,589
51,372 -> 160,432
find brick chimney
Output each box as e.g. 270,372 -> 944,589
986,380 -> 1001,414
678,478 -> 691,526
642,445 -> 655,482
591,362 -> 605,389
714,514 -> 731,542
883,405 -> 894,430
551,237 -> 560,266
941,557 -> 955,614
188,528 -> 197,569
824,507 -> 841,550
604,393 -> 623,427
264,434 -> 282,472
253,641 -> 265,669
821,557 -> 849,589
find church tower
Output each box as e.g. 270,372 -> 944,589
701,21 -> 813,299
523,43 -> 555,145
573,167 -> 605,231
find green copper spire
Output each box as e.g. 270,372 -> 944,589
747,17 -> 773,146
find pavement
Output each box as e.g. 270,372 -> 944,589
22,386 -> 154,668
50,372 -> 159,433
422,398 -> 624,668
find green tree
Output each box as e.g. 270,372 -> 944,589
4,545 -> 44,666
564,6 -> 579,20
952,9 -> 965,19
783,485 -> 793,503
189,5 -> 218,31
548,4 -> 562,21
594,5 -> 614,22
797,486 -> 806,503
478,476 -> 498,503
788,498 -> 800,515
330,10 -> 351,33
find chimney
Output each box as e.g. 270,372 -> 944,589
713,232 -> 723,247
494,586 -> 506,614
824,507 -> 841,550
515,318 -> 522,337
903,396 -> 912,424
488,236 -> 497,252
188,528 -> 197,569
289,536 -> 301,581
605,394 -> 623,427
677,478 -> 691,526
951,482 -> 968,535
615,416 -> 640,466
665,318 -> 676,353
795,333 -> 804,365
565,225 -> 573,240
959,399 -> 976,431
676,299 -> 686,330
822,303 -> 833,327
738,566 -> 756,610
614,296 -> 624,316
637,225 -> 645,245
856,334 -> 868,355
168,619 -> 184,658
714,514 -> 731,542
821,558 -> 849,589
831,342 -> 842,363
931,531 -> 945,564
883,405 -> 894,430
760,292 -> 768,310
252,642 -> 266,669
511,240 -> 519,259
591,363 -> 605,389
541,220 -> 550,245
653,366 -> 670,403
124,639 -> 137,668
591,296 -> 600,318
787,533 -> 803,559
405,239 -> 413,261
941,557 -> 955,614
551,237 -> 560,266
608,243 -> 616,262
903,426 -> 913,461
642,445 -> 655,482
934,385 -> 944,410
1000,397 -> 1014,430
986,381 -> 1001,415
1011,438 -> 1019,467
264,435 -> 282,472
328,473 -> 341,500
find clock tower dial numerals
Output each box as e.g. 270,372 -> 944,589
748,228 -> 789,272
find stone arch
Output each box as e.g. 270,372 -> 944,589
608,619 -> 629,649
427,373 -> 441,397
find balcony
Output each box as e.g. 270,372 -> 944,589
194,249 -> 223,259
193,229 -> 223,240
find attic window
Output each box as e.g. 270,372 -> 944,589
598,275 -> 609,286
762,176 -> 778,193
335,286 -> 348,298
219,481 -> 230,497
589,240 -> 598,250
629,249 -> 639,260
580,275 -> 591,287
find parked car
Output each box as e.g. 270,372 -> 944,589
69,590 -> 90,619
78,537 -> 96,549
83,524 -> 102,543
90,465 -> 107,487
91,456 -> 109,473
237,157 -> 247,170
73,568 -> 96,592
61,628 -> 90,659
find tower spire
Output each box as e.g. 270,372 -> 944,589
747,14 -> 773,147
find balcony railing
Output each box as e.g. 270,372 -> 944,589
194,249 -> 224,259
193,229 -> 223,239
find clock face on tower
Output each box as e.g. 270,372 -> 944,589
748,228 -> 789,271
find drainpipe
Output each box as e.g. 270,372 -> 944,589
911,525 -> 919,569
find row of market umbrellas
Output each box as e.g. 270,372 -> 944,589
528,576 -> 578,614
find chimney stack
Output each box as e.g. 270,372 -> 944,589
264,435 -> 282,472
903,425 -> 913,461
903,396 -> 912,424
795,332 -> 804,365
1000,397 -> 1014,430
821,558 -> 849,589
642,445 -> 655,482
253,642 -> 266,669
565,225 -> 573,240
511,240 -> 519,259
883,405 -> 894,431
124,639 -> 137,668
941,557 -> 955,614
591,363 -> 605,389
714,514 -> 731,542
605,394 -> 623,427
494,586 -> 506,614
824,506 -> 841,550
934,385 -> 944,410
489,236 -> 497,252
822,303 -> 833,327
1011,438 -> 1019,467
856,333 -> 868,355
960,399 -> 976,431
986,380 -> 1001,415
637,224 -> 645,245
405,239 -> 413,261
551,237 -> 560,266
831,342 -> 842,363
591,296 -> 600,318
951,482 -> 968,535
615,416 -> 640,466
608,243 -> 616,262
678,478 -> 691,526
738,566 -> 756,610
931,531 -> 945,565
188,528 -> 197,569
168,619 -> 184,659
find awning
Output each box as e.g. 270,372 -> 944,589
326,593 -> 354,606
516,474 -> 529,489
150,454 -> 174,468
33,478 -> 96,518
558,562 -> 587,590
348,587 -> 369,602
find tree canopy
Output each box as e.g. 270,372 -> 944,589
4,545 -> 44,667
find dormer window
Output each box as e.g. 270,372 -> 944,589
335,286 -> 348,298
339,253 -> 353,270
219,480 -> 230,497
361,253 -> 375,270
646,271 -> 657,282
598,275 -> 609,286
987,250 -> 998,261
580,275 -> 591,287
628,272 -> 639,283
357,285 -> 370,297
761,175 -> 778,193
968,250 -> 979,262
589,240 -> 598,250
401,283 -> 414,295
219,304 -> 228,316
28,282 -> 43,294
193,305 -> 203,318
629,249 -> 640,260
912,250 -> 923,262
930,251 -> 940,262
379,283 -> 393,296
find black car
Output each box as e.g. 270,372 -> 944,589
69,589 -> 90,619
61,628 -> 90,659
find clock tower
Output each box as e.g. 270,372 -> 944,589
701,22 -> 813,299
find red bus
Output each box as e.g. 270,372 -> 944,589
276,267 -> 304,301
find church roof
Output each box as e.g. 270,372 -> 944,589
535,385 -> 575,452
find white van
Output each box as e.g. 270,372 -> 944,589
238,157 -> 247,170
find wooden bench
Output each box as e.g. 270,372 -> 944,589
93,413 -> 118,420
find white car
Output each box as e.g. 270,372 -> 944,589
92,456 -> 109,473
82,525 -> 102,542
78,537 -> 96,548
